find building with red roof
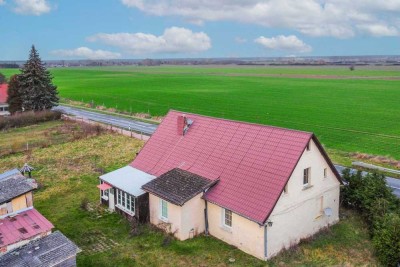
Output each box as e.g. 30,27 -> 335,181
0,84 -> 10,116
99,110 -> 342,260
0,168 -> 80,265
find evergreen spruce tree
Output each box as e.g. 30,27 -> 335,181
19,45 -> 59,111
7,75 -> 23,114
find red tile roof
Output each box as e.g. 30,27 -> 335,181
0,84 -> 8,104
132,110 -> 341,224
0,208 -> 54,248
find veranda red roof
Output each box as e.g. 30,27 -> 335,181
0,208 -> 54,248
97,183 -> 112,191
132,110 -> 341,224
0,84 -> 8,103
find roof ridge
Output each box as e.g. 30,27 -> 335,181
168,109 -> 313,135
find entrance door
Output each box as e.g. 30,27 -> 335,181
108,188 -> 115,211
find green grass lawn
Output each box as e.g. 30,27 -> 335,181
0,122 -> 378,266
2,65 -> 400,160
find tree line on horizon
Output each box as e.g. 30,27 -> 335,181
0,45 -> 59,114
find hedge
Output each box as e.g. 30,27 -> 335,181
0,110 -> 62,130
341,169 -> 400,266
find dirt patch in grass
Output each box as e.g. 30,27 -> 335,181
351,152 -> 400,169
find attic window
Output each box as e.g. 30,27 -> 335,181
303,167 -> 311,186
18,227 -> 28,234
32,224 -> 41,230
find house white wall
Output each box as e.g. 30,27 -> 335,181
207,202 -> 265,259
206,139 -> 340,260
148,193 -> 206,240
146,138 -> 340,260
266,139 -> 340,258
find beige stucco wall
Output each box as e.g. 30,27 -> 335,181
11,192 -> 32,213
207,202 -> 265,259
148,193 -> 206,240
266,139 -> 340,258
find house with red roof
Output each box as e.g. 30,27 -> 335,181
0,83 -> 10,116
98,110 -> 342,260
0,168 -> 80,266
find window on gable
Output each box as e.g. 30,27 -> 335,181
303,167 -> 311,186
223,209 -> 232,228
160,199 -> 168,220
324,168 -> 327,179
306,142 -> 310,151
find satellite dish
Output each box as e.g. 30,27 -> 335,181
324,208 -> 332,217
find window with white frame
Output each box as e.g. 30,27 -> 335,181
223,209 -> 232,228
116,189 -> 135,214
100,181 -> 109,199
160,199 -> 168,221
303,167 -> 311,186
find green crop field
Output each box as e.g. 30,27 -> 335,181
2,65 -> 400,160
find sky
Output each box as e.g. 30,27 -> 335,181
0,0 -> 399,60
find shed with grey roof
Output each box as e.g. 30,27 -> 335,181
0,231 -> 81,267
0,169 -> 37,205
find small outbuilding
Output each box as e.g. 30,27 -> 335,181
98,166 -> 155,222
0,84 -> 9,116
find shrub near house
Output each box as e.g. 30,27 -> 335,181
98,110 -> 342,260
342,170 -> 400,266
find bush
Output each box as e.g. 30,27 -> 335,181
0,110 -> 62,130
372,213 -> 400,266
341,169 -> 400,266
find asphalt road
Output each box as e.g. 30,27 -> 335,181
55,105 -> 400,198
54,105 -> 158,135
335,165 -> 400,198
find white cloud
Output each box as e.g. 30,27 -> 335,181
14,0 -> 51,15
357,23 -> 399,37
255,35 -> 312,53
87,27 -> 211,55
50,47 -> 121,60
121,0 -> 400,38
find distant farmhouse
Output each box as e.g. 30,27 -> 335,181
0,168 -> 80,266
98,111 -> 342,260
0,84 -> 9,116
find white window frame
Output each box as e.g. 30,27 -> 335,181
303,167 -> 311,187
115,189 -> 135,215
160,199 -> 168,222
223,209 -> 232,228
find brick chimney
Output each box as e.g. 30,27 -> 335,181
177,115 -> 185,136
